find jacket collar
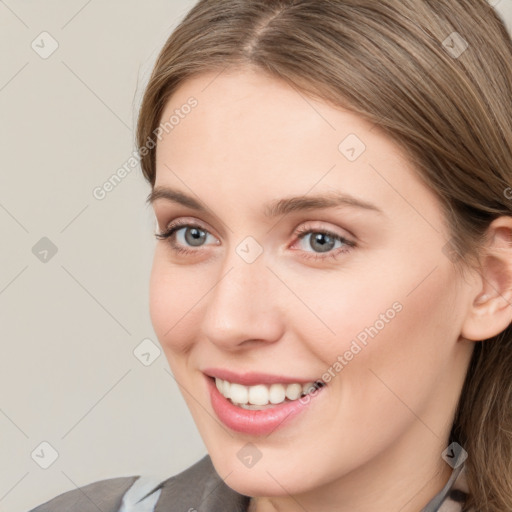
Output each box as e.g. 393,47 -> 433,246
149,455 -> 249,512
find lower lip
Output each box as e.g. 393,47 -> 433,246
206,376 -> 325,436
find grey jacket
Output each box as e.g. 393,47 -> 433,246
28,454 -> 470,511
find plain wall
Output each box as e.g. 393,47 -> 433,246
1,1 -> 511,511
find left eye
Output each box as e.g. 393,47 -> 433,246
294,229 -> 351,253
290,225 -> 356,261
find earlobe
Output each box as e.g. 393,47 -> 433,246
460,217 -> 512,342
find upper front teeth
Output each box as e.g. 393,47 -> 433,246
215,378 -> 320,406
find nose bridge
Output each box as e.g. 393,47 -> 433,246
200,242 -> 283,348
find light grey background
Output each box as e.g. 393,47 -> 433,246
1,1 -> 511,511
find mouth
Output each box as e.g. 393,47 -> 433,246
203,370 -> 326,435
213,376 -> 325,410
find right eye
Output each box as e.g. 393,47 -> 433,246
155,220 -> 220,254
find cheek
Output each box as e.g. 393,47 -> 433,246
148,249 -> 203,355
330,263 -> 461,427
279,261 -> 404,366
286,249 -> 462,402
297,243 -> 459,360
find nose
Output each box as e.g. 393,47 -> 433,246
199,248 -> 285,351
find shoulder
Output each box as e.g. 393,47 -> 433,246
28,456 -> 251,512
140,455 -> 251,511
28,475 -> 141,512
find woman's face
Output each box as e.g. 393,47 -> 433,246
148,68 -> 475,501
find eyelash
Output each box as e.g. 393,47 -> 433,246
154,220 -> 356,261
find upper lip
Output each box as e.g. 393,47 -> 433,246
202,367 -> 324,386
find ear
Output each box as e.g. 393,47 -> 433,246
461,216 -> 512,342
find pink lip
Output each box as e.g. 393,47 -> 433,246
205,374 -> 326,436
202,367 -> 323,386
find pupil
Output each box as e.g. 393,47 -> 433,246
311,233 -> 334,253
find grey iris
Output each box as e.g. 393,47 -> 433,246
309,233 -> 335,253
185,227 -> 207,246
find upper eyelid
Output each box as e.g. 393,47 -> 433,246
158,218 -> 218,238
153,207 -> 359,236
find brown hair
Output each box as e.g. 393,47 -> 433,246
136,1 -> 512,510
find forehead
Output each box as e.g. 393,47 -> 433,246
153,68 -> 438,222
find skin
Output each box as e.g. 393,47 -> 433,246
147,67 -> 512,512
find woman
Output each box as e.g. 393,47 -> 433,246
29,0 -> 512,511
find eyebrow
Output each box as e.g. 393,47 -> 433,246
146,186 -> 383,218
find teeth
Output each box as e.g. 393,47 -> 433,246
269,383 -> 286,404
285,383 -> 303,400
214,378 -> 323,407
230,383 -> 248,404
302,382 -> 316,395
249,384 -> 268,405
221,379 -> 231,398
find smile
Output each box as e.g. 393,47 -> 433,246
205,371 -> 327,436
215,378 -> 324,409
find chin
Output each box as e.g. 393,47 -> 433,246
221,468 -> 309,498
207,447 -> 322,498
